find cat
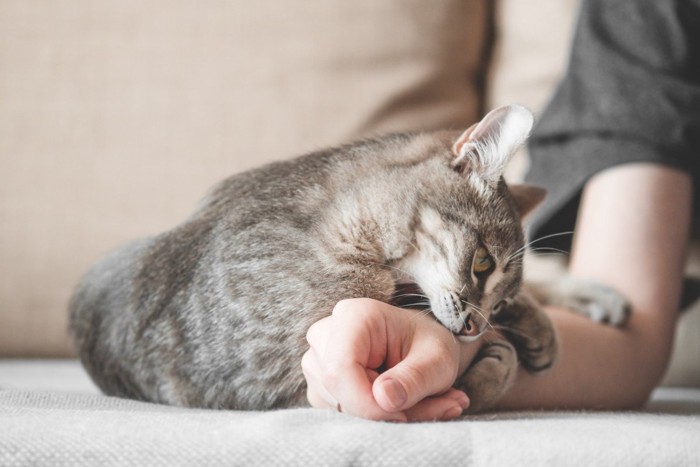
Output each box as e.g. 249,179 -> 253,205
69,105 -> 627,414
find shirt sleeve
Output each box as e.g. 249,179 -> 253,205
525,0 -> 700,251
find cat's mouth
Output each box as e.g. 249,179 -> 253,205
390,283 -> 481,338
390,282 -> 431,310
458,319 -> 481,338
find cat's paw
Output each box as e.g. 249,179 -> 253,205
457,339 -> 517,414
526,278 -> 631,327
559,280 -> 631,327
510,321 -> 558,374
493,292 -> 558,374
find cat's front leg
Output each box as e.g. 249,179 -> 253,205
492,289 -> 559,374
455,337 -> 518,414
526,278 -> 631,326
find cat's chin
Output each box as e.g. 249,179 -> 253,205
456,333 -> 483,343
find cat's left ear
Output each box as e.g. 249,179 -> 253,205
452,104 -> 534,186
508,184 -> 546,221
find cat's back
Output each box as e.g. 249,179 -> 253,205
69,235 -> 154,392
68,130 -> 456,406
198,132 -> 428,221
69,211 -> 225,401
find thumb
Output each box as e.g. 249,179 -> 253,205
372,334 -> 461,412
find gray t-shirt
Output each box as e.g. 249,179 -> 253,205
525,0 -> 700,251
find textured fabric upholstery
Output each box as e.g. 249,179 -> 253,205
2,382 -> 699,466
0,0 -> 489,356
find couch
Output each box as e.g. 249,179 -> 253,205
2,1 -> 699,464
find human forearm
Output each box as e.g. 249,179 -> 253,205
500,163 -> 691,410
496,304 -> 676,410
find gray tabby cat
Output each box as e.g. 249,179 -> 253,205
69,105 -> 627,414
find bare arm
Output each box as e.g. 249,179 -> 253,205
497,163 -> 692,410
303,163 -> 692,418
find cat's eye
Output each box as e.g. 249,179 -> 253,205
472,247 -> 493,275
493,300 -> 507,314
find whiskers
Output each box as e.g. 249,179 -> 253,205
391,290 -> 431,312
460,299 -> 495,334
506,231 -> 574,265
396,231 -> 420,256
491,322 -> 536,342
377,263 -> 427,306
371,261 -> 416,281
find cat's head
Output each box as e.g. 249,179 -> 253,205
394,105 -> 545,340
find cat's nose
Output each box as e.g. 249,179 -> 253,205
459,313 -> 481,337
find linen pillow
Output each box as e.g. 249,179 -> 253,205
0,0 -> 489,356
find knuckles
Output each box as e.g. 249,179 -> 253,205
332,297 -> 386,320
305,322 -> 321,346
300,350 -> 314,375
320,363 -> 345,394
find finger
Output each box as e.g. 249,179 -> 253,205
438,387 -> 470,410
301,350 -> 330,407
404,389 -> 469,422
304,350 -> 382,410
304,319 -> 337,409
365,368 -> 380,384
322,299 -> 407,421
306,384 -> 333,409
305,310 -> 389,416
373,323 -> 461,412
306,317 -> 333,351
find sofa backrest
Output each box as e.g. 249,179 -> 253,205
0,0 -> 492,357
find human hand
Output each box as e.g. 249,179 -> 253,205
302,298 -> 480,422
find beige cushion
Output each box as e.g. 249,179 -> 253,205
487,0 -> 581,182
0,1 -> 489,356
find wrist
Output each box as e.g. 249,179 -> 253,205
457,335 -> 484,376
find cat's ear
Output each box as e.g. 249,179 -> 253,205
452,104 -> 534,185
509,184 -> 546,221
